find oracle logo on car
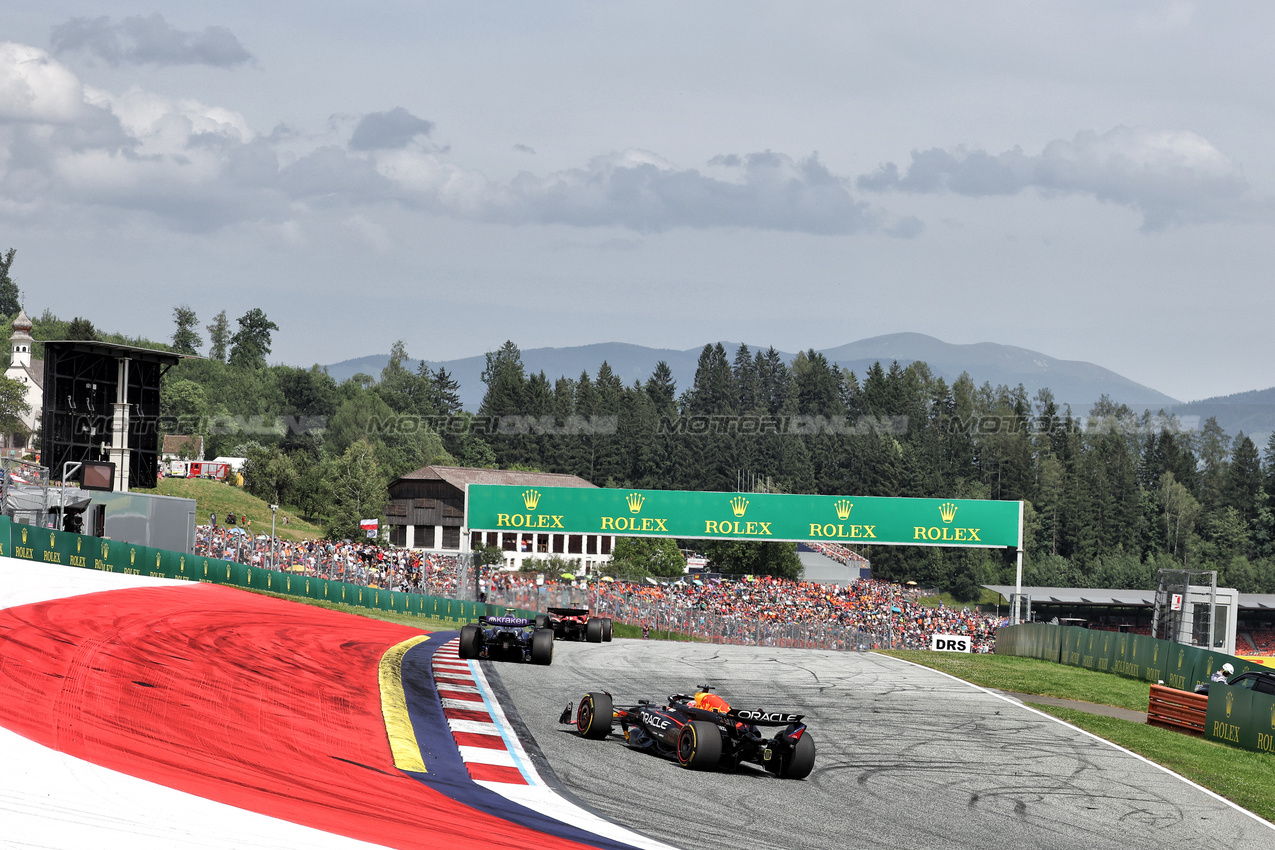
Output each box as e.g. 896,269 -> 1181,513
930,634 -> 972,653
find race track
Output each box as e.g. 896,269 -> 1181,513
492,639 -> 1275,850
2,558 -> 1272,849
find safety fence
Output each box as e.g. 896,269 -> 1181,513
0,516 -> 531,626
997,622 -> 1274,755
486,584 -> 902,651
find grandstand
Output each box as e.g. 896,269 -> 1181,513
985,585 -> 1275,656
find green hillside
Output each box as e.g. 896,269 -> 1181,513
138,478 -> 323,541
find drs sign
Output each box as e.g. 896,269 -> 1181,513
931,634 -> 972,653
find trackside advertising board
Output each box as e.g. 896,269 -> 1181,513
930,634 -> 972,652
466,485 -> 1022,548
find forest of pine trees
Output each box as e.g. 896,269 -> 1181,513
8,295 -> 1273,599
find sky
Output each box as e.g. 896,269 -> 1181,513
2,2 -> 1273,403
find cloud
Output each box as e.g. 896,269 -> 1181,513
0,42 -> 88,123
348,107 -> 434,151
0,43 -> 883,236
513,143 -> 536,154
485,149 -> 880,234
50,14 -> 252,68
857,127 -> 1250,230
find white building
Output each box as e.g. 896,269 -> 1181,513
382,465 -> 615,574
3,309 -> 42,451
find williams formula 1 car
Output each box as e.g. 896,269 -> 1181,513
458,611 -> 554,665
547,607 -> 613,642
559,686 -> 814,778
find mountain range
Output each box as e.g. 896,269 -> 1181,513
326,332 -> 1186,413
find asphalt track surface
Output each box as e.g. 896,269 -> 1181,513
492,639 -> 1275,850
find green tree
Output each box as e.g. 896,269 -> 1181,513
608,536 -> 685,578
243,443 -> 299,505
0,375 -> 31,441
702,540 -> 802,580
474,543 -> 505,567
430,366 -> 463,415
0,248 -> 19,316
228,308 -> 279,369
66,317 -> 99,340
1226,433 -> 1262,524
171,305 -> 202,355
1161,472 -> 1201,563
160,378 -> 209,433
324,438 -> 388,541
206,310 -> 230,362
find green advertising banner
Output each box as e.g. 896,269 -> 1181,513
1163,643 -> 1200,691
467,485 -> 1022,548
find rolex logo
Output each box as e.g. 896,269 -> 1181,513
102,542 -> 109,559
76,538 -> 81,553
129,548 -> 136,565
626,492 -> 645,513
522,489 -> 541,511
21,528 -> 27,544
730,496 -> 749,517
49,532 -> 55,547
179,556 -> 185,572
938,502 -> 958,523
156,553 -> 162,567
834,499 -> 853,520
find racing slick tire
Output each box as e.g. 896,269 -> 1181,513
535,614 -> 551,631
530,628 -> 555,665
585,618 -> 604,643
576,692 -> 613,739
677,720 -> 723,771
601,618 -> 613,642
772,732 -> 816,780
458,624 -> 482,660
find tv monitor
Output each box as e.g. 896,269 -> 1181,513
80,461 -> 116,492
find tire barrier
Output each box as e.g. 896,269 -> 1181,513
0,516 -> 534,626
1147,685 -> 1207,736
998,621 -> 1273,754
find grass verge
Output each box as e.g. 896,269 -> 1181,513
1035,706 -> 1275,824
880,649 -> 1151,711
611,621 -> 699,642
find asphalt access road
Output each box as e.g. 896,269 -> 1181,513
489,639 -> 1275,850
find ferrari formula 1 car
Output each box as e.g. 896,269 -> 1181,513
457,611 -> 554,665
547,607 -> 613,642
559,686 -> 814,778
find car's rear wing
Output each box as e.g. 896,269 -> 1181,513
548,607 -> 591,617
726,709 -> 805,726
482,615 -> 532,628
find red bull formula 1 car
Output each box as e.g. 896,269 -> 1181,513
558,685 -> 814,779
547,607 -> 613,642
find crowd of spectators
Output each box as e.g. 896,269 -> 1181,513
486,573 -> 1005,652
194,526 -> 462,596
194,527 -> 1003,651
804,541 -> 869,567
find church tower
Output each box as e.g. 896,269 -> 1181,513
10,307 -> 33,369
